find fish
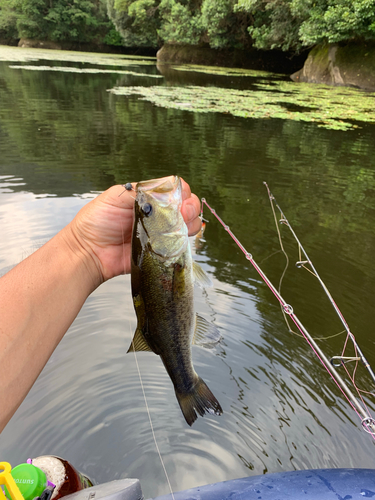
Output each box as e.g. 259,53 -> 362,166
128,175 -> 223,426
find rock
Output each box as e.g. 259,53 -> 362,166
0,37 -> 18,46
157,43 -> 308,74
18,38 -> 62,50
291,42 -> 375,91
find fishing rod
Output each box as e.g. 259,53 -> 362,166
200,192 -> 375,437
263,182 -> 375,386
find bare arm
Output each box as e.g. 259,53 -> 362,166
0,181 -> 201,432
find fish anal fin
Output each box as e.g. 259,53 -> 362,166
127,327 -> 152,353
175,376 -> 223,426
193,314 -> 222,348
193,262 -> 212,288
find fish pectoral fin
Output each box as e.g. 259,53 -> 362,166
193,261 -> 212,288
192,314 -> 222,348
127,327 -> 152,353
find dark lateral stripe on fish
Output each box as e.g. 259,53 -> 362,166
175,376 -> 223,426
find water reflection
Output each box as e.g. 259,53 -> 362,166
1,47 -> 375,498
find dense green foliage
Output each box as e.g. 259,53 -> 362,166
107,0 -> 375,51
298,0 -> 375,45
236,0 -> 375,51
0,0 -> 18,40
235,0 -> 307,51
107,0 -> 160,46
1,0 -> 375,51
108,0 -> 251,49
0,0 -> 118,44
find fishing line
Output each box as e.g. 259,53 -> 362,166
267,191 -> 344,342
266,181 -> 295,336
263,182 -> 375,418
259,249 -> 283,265
342,357 -> 373,417
130,328 -> 176,500
263,182 -> 375,386
121,209 -> 175,500
200,193 -> 375,439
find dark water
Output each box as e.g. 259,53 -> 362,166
1,46 -> 375,497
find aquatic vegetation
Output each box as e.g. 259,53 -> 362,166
0,45 -> 155,66
170,64 -> 278,78
109,80 -> 375,130
9,65 -> 163,78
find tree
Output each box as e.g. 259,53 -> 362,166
107,0 -> 159,46
236,0 -> 375,51
4,0 -> 375,51
158,0 -> 202,45
235,0 -> 310,51
0,0 -> 117,43
201,0 -> 235,48
0,0 -> 19,40
108,0 -> 251,48
44,0 -> 106,42
299,0 -> 375,45
201,0 -> 250,49
12,0 -> 50,40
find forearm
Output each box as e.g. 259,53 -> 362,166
0,224 -> 100,432
0,180 -> 201,433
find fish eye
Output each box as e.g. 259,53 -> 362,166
142,203 -> 153,216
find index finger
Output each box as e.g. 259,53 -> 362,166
181,178 -> 192,202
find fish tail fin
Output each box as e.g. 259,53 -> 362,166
175,377 -> 223,426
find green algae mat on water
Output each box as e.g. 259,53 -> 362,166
2,45 -> 374,130
0,45 -> 155,66
109,81 -> 375,131
169,63 -> 277,78
9,65 -> 163,78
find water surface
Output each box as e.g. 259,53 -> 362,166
1,45 -> 375,497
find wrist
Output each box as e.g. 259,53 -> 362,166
59,223 -> 104,293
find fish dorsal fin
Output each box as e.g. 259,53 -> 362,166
193,261 -> 212,288
127,327 -> 152,353
193,314 -> 222,348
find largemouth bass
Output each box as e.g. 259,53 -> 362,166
128,175 -> 223,426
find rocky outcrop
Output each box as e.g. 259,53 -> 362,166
291,42 -> 375,91
0,37 -> 18,46
18,38 -> 62,49
157,44 -> 308,74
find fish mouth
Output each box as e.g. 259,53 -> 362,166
136,175 -> 181,206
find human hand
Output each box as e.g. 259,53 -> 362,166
65,179 -> 201,285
